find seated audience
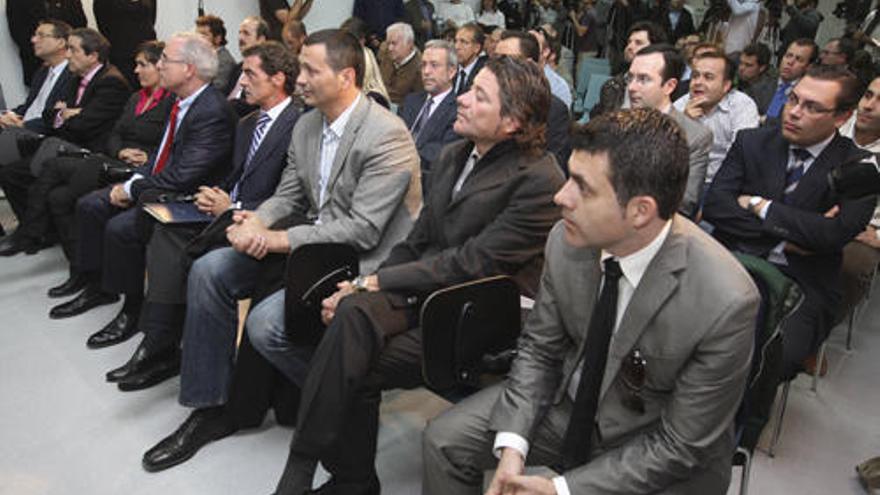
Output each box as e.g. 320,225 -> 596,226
195,14 -> 237,91
0,20 -> 74,134
0,41 -> 171,260
138,29 -> 421,473
703,65 -> 874,379
47,32 -> 236,339
738,42 -> 774,97
266,54 -> 564,495
453,23 -> 488,95
225,16 -> 269,117
399,39 -> 460,191
760,38 -> 817,122
627,44 -> 712,217
379,22 -> 423,105
422,107 -> 759,495
820,37 -> 857,67
674,50 -> 759,186
342,17 -> 392,107
529,27 -> 572,108
104,40 -> 300,387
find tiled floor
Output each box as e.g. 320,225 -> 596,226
0,225 -> 878,494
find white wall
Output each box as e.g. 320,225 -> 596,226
0,0 -> 353,108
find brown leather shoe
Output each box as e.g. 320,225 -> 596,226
803,353 -> 829,377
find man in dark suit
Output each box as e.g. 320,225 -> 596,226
0,20 -> 74,134
0,28 -> 130,233
738,42 -> 775,109
422,107 -> 758,495
92,0 -> 156,87
225,16 -> 269,117
453,23 -> 488,95
703,65 -> 874,378
404,0 -> 437,48
48,33 -> 236,335
656,0 -> 695,44
263,55 -> 564,495
760,38 -> 817,121
102,41 -> 301,386
399,39 -> 460,191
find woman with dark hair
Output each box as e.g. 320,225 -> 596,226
477,0 -> 506,28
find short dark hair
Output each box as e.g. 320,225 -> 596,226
340,16 -> 369,43
741,43 -> 771,67
136,40 -> 164,65
304,29 -> 365,88
803,64 -> 862,113
627,21 -> 668,45
196,14 -> 228,46
459,23 -> 486,47
789,38 -> 819,64
249,16 -> 271,40
693,50 -> 735,82
69,27 -> 111,63
499,30 -> 540,63
572,109 -> 689,219
39,18 -> 72,41
633,43 -> 685,83
827,37 -> 857,64
242,41 -> 299,95
483,56 -> 550,154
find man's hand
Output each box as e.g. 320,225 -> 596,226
321,281 -> 356,325
856,225 -> 880,248
60,107 -> 82,121
109,183 -> 132,208
118,148 -> 149,166
491,475 -> 557,495
194,185 -> 232,216
485,448 -> 526,495
0,111 -> 23,129
226,210 -> 289,259
683,96 -> 707,119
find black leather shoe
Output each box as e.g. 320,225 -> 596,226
106,340 -> 177,382
49,287 -> 119,319
0,233 -> 38,257
116,352 -> 180,391
87,310 -> 139,349
142,409 -> 236,472
48,273 -> 88,298
308,475 -> 380,495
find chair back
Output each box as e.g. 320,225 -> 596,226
579,74 -> 613,123
421,276 -> 521,391
574,58 -> 611,114
284,243 -> 359,346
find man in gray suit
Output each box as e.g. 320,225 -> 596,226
423,108 -> 759,495
138,29 -> 421,472
627,44 -> 712,218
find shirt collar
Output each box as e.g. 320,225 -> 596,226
461,56 -> 480,75
176,83 -> 210,113
396,49 -> 417,68
793,131 -> 835,159
80,63 -> 103,84
263,96 -> 292,121
323,93 -> 362,140
430,87 -> 454,105
50,59 -> 69,75
601,220 -> 672,289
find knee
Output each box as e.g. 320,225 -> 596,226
76,190 -> 105,217
246,294 -> 286,353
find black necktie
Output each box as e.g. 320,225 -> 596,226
456,69 -> 467,95
561,258 -> 623,469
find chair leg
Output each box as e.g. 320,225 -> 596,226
846,308 -> 856,352
769,381 -> 791,458
811,342 -> 827,393
737,447 -> 752,495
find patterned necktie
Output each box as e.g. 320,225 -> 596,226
152,100 -> 180,175
561,258 -> 623,469
231,112 -> 272,201
766,81 -> 791,119
410,96 -> 434,140
784,147 -> 812,204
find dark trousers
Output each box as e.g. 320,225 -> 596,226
291,291 -> 422,483
0,157 -> 34,221
778,263 -> 837,379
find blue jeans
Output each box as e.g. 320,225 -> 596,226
247,289 -> 314,387
179,247 -> 263,407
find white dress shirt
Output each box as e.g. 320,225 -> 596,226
318,93 -> 362,207
23,60 -> 69,122
544,65 -> 573,109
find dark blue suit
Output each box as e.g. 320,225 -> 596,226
399,90 -> 459,191
74,84 -> 237,298
13,64 -> 75,134
703,126 -> 874,376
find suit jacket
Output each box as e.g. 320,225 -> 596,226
255,96 -> 422,274
547,95 -> 572,175
703,127 -> 875,305
214,47 -> 237,92
457,55 -> 488,95
223,102 -> 300,211
14,64 -> 75,133
379,48 -> 423,105
404,0 -> 437,48
399,90 -> 459,179
490,217 -> 759,493
668,108 -> 712,218
742,72 -> 777,116
105,90 -> 173,159
129,84 -> 238,201
44,64 -> 131,152
377,139 -> 565,297
656,7 -> 695,43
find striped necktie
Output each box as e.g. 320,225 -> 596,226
410,96 -> 434,140
231,112 -> 272,201
784,147 -> 812,204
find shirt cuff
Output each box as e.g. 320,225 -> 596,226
493,432 -> 530,460
122,173 -> 144,198
552,476 -> 571,495
758,200 -> 771,219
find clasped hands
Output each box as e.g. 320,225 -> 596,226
226,211 -> 289,260
54,101 -> 81,122
319,274 -> 379,325
484,448 -> 557,495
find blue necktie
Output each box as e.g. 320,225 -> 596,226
766,81 -> 791,119
231,112 -> 271,201
784,147 -> 811,204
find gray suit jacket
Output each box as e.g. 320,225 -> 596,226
213,46 -> 237,92
489,217 -> 759,494
669,108 -> 712,218
255,95 -> 422,274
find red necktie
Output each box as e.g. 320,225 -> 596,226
153,101 -> 180,175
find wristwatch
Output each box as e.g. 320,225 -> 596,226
352,275 -> 370,292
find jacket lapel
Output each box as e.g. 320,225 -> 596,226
418,92 -> 455,146
240,103 -> 295,183
320,96 -> 370,208
446,140 -> 518,209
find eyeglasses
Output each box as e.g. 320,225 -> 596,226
785,92 -> 837,115
160,53 -> 187,65
620,348 -> 646,414
33,32 -> 59,39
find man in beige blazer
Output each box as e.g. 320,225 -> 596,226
423,108 -> 759,494
138,29 -> 421,473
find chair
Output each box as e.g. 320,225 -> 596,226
421,276 -> 522,393
732,253 -> 803,490
574,58 -> 611,115
579,74 -> 612,124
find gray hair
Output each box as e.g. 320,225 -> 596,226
171,31 -> 219,82
386,22 -> 414,45
424,39 -> 457,67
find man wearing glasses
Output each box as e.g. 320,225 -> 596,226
704,64 -> 875,379
424,108 -> 759,494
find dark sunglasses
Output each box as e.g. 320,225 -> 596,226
621,348 -> 647,414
